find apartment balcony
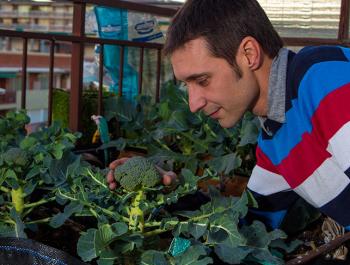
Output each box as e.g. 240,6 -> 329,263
0,10 -> 72,19
0,88 -> 16,107
0,23 -> 72,33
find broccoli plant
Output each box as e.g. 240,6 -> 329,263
114,156 -> 162,232
0,110 -> 80,237
49,156 -> 293,265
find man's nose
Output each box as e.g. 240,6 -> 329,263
188,86 -> 206,113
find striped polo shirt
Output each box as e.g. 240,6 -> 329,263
247,45 -> 350,229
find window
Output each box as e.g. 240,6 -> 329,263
258,0 -> 341,38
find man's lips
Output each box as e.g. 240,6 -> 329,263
208,108 -> 221,119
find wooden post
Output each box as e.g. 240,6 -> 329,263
69,2 -> 85,132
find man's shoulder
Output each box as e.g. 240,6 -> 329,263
289,45 -> 350,79
285,45 -> 350,111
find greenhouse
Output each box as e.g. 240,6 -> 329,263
0,0 -> 350,264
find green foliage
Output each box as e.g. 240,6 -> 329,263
102,81 -> 259,178
52,88 -> 115,147
0,110 -> 29,151
0,110 -> 295,265
63,165 -> 290,265
0,110 -> 80,237
52,88 -> 69,128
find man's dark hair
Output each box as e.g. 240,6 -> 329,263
164,0 -> 283,75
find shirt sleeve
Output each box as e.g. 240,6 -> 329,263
247,164 -> 299,229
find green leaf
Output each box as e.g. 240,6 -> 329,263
269,238 -> 303,253
245,189 -> 258,208
4,169 -> 16,180
34,153 -> 44,163
241,221 -> 270,248
19,136 -> 37,149
23,179 -> 36,196
97,138 -> 126,151
250,249 -> 284,265
49,201 -> 83,228
269,229 -> 287,242
97,259 -> 114,265
51,143 -> 66,159
207,153 -> 241,175
77,228 -> 98,261
0,224 -> 19,238
158,101 -> 171,121
214,245 -> 252,264
25,167 -> 41,180
97,249 -> 118,265
116,234 -> 144,254
181,168 -> 198,187
111,222 -> 129,236
230,191 -> 250,219
98,224 -> 117,246
0,169 -> 9,186
184,157 -> 198,174
141,250 -> 169,265
5,170 -> 19,189
167,110 -> 189,131
97,222 -> 128,246
174,245 -> 212,265
188,222 -> 208,240
207,215 -> 244,247
49,151 -> 79,184
174,222 -> 190,237
238,116 -> 259,146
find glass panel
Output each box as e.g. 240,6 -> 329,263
258,0 -> 341,38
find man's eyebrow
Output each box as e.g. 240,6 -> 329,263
183,73 -> 209,82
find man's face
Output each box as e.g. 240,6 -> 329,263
171,38 -> 260,128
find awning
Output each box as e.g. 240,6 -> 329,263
0,72 -> 17,79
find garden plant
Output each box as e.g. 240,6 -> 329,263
0,108 -> 300,265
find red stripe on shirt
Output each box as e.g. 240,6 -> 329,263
256,146 -> 280,174
257,83 -> 350,188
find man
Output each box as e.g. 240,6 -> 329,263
160,0 -> 350,231
108,0 -> 350,230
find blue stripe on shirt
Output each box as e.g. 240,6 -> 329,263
259,61 -> 350,165
249,209 -> 287,230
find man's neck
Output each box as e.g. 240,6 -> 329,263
252,54 -> 274,117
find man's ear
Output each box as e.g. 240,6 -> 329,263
238,36 -> 262,71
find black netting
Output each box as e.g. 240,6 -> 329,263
0,237 -> 87,265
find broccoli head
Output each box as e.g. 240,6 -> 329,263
114,156 -> 162,232
114,156 -> 161,191
3,147 -> 29,167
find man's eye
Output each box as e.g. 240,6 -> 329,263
198,79 -> 209,86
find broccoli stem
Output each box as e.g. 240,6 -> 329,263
129,190 -> 145,232
22,196 -> 57,218
23,196 -> 56,209
11,186 -> 24,214
25,217 -> 51,225
0,186 -> 10,193
143,228 -> 169,237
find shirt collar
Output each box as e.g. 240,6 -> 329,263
258,48 -> 289,135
